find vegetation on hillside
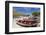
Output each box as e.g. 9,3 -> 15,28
32,12 -> 40,16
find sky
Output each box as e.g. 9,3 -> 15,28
13,7 -> 40,15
